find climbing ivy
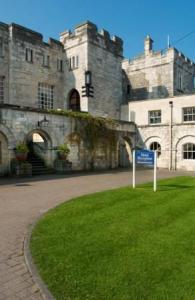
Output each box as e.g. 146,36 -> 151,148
48,109 -> 119,168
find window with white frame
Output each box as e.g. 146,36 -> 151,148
150,142 -> 161,157
0,38 -> 3,57
25,48 -> 33,63
57,59 -> 63,72
0,76 -> 4,103
183,143 -> 195,160
183,107 -> 195,122
69,55 -> 79,70
38,83 -> 54,109
149,110 -> 161,124
43,54 -> 50,67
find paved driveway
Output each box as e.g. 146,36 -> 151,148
0,169 -> 193,299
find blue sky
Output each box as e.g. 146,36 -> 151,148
1,0 -> 195,60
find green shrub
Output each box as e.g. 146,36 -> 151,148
15,142 -> 29,153
57,143 -> 70,155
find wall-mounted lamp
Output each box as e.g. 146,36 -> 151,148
82,71 -> 94,98
37,115 -> 49,127
85,71 -> 92,85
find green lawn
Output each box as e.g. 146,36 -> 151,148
30,177 -> 195,300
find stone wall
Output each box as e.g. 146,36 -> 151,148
0,22 -> 9,103
87,27 -> 123,119
8,24 -> 66,108
0,106 -> 135,175
122,37 -> 195,102
0,21 -> 124,119
121,94 -> 195,170
61,21 -> 124,118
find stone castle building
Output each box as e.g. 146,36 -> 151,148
0,20 -> 195,175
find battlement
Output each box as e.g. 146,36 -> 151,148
10,23 -> 43,45
0,22 -> 64,51
0,22 -> 9,31
123,35 -> 195,69
60,20 -> 123,57
173,48 -> 195,66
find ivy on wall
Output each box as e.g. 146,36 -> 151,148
48,109 -> 119,168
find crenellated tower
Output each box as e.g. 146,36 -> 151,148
60,21 -> 124,118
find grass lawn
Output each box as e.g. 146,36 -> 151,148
30,176 -> 195,300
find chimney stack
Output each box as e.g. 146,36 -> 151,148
144,35 -> 153,55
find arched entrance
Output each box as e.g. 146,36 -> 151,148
118,136 -> 133,168
69,89 -> 80,111
26,130 -> 52,175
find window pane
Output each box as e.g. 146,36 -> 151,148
149,110 -> 161,124
183,143 -> 195,160
38,83 -> 54,109
183,107 -> 195,122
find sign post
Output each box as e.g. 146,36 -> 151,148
133,150 -> 136,188
132,149 -> 157,192
153,151 -> 157,192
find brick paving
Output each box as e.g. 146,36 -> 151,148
0,169 -> 193,299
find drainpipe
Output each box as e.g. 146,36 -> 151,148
169,101 -> 173,170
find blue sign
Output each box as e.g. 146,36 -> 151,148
135,150 -> 154,166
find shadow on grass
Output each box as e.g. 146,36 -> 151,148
158,184 -> 194,191
137,182 -> 195,192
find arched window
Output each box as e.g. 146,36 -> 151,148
150,142 -> 161,157
183,143 -> 195,160
69,89 -> 80,111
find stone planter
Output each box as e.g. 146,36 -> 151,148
57,152 -> 68,161
10,159 -> 32,177
15,152 -> 28,161
54,159 -> 72,173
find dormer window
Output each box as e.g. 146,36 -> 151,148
26,48 -> 33,63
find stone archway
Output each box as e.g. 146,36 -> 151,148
68,89 -> 80,111
118,136 -> 133,168
25,129 -> 52,174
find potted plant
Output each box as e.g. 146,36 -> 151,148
57,143 -> 70,160
15,142 -> 29,161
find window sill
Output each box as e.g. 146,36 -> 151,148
183,121 -> 195,124
182,159 -> 195,161
69,67 -> 79,71
149,123 -> 162,125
